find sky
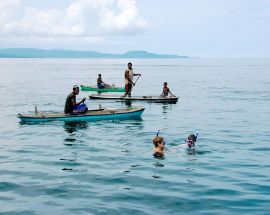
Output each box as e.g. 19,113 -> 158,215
0,0 -> 269,57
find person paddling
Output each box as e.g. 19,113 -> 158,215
160,82 -> 175,97
64,85 -> 86,114
123,62 -> 141,97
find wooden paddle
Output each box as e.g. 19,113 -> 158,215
127,75 -> 141,96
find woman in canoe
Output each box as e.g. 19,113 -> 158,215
97,74 -> 110,88
160,82 -> 175,97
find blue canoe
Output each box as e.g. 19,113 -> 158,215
18,107 -> 144,123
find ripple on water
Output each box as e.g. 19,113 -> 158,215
0,182 -> 20,192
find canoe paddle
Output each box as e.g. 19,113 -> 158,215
127,75 -> 140,96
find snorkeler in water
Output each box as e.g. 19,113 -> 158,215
185,133 -> 198,149
153,131 -> 165,157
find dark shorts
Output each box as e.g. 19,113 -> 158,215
97,83 -> 105,88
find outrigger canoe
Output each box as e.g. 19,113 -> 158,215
89,94 -> 179,103
18,107 -> 144,123
80,85 -> 125,92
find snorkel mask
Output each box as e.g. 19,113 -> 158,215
185,132 -> 198,148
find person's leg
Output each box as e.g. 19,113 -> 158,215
128,83 -> 132,97
99,83 -> 105,88
123,84 -> 129,96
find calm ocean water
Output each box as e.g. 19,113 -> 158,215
0,58 -> 270,214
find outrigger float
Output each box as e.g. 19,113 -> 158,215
89,94 -> 179,103
80,85 -> 125,92
18,107 -> 144,123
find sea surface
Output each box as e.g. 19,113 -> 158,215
0,58 -> 269,215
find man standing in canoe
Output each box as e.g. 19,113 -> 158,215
123,62 -> 141,97
64,85 -> 86,114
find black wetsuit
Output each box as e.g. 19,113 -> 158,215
153,152 -> 164,158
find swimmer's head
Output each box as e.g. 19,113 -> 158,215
188,134 -> 197,142
153,136 -> 165,148
186,134 -> 197,148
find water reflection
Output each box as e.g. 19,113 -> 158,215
121,100 -> 132,107
186,148 -> 212,156
153,162 -> 164,167
63,122 -> 88,147
152,161 -> 165,179
162,103 -> 173,114
63,121 -> 89,134
62,122 -> 87,171
186,148 -> 197,156
122,101 -> 177,110
123,118 -> 144,131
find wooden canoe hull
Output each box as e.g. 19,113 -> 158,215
80,85 -> 125,92
89,94 -> 179,103
18,107 -> 144,123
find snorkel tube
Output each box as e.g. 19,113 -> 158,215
156,130 -> 165,145
195,132 -> 199,142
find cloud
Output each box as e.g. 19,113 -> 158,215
0,0 -> 20,25
0,0 -> 147,41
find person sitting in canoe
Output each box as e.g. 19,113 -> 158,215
123,62 -> 141,97
97,74 -> 110,88
64,85 -> 87,114
160,82 -> 175,97
153,135 -> 165,158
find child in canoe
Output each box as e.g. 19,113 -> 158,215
153,135 -> 165,158
97,74 -> 110,88
160,82 -> 175,97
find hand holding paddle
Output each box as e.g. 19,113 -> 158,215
133,74 -> 141,86
133,75 -> 140,86
128,75 -> 140,95
81,98 -> 86,103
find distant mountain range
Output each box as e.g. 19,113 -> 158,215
0,48 -> 188,58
